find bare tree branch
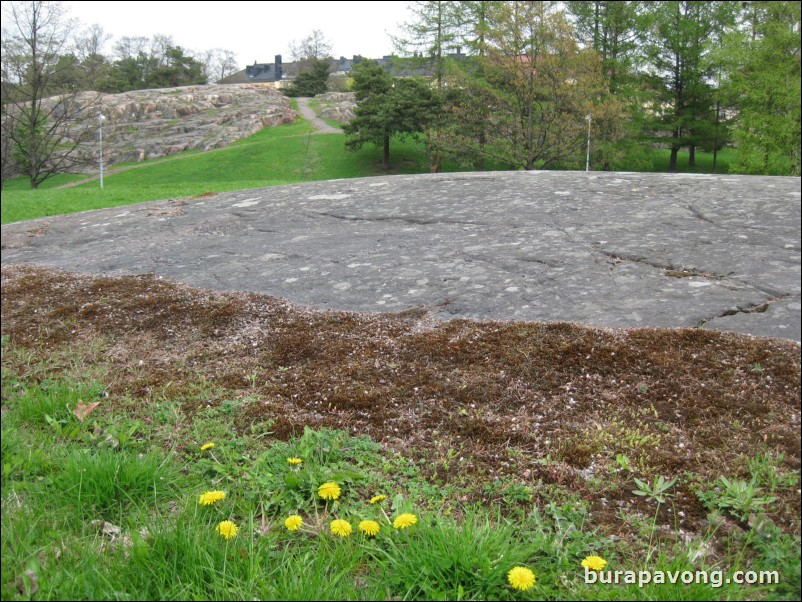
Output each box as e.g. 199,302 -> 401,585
1,0 -> 99,188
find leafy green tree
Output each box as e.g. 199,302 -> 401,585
645,1 -> 738,171
452,1 -> 612,170
720,1 -> 800,175
566,1 -> 649,93
566,1 -> 655,169
343,64 -> 436,170
99,53 -> 156,92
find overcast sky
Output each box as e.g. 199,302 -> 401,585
60,1 -> 412,64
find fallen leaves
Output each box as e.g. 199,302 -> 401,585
72,400 -> 101,422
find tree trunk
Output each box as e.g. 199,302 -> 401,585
688,144 -> 696,168
669,144 -> 680,172
383,135 -> 390,171
477,131 -> 486,171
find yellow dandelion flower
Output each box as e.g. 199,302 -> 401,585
581,555 -> 608,571
330,519 -> 352,537
198,490 -> 226,505
200,442 -> 215,451
284,515 -> 303,531
392,513 -> 418,529
216,520 -> 238,540
318,481 -> 341,501
369,494 -> 387,504
507,566 -> 536,591
287,457 -> 303,465
358,520 -> 381,536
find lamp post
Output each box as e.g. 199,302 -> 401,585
98,113 -> 106,189
585,114 -> 592,172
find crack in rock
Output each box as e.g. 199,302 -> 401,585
687,204 -> 721,227
697,294 -> 792,327
598,250 -> 733,280
310,211 -> 484,227
516,257 -> 562,268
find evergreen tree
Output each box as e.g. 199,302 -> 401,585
645,1 -> 738,171
284,59 -> 330,97
343,64 -> 436,170
394,1 -> 464,87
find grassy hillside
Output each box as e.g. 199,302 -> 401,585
2,109 -> 737,225
1,120 -> 439,224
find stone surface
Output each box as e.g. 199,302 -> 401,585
71,84 -> 297,167
2,171 -> 800,341
313,92 -> 356,123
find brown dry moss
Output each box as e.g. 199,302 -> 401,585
2,263 -> 800,538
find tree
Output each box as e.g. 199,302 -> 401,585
202,48 -> 239,84
565,1 -> 653,170
290,29 -> 333,61
394,2 -> 479,171
343,63 -> 436,170
74,23 -> 112,90
289,29 -> 333,74
720,1 -> 800,175
566,1 -> 650,92
1,0 -> 98,188
645,1 -> 738,171
101,37 -> 207,92
111,35 -> 150,62
284,58 -> 330,97
147,45 -> 206,88
285,29 -> 333,96
453,1 -> 612,170
394,1 -> 464,87
1,110 -> 15,189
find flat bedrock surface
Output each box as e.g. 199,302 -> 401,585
3,171 -> 800,341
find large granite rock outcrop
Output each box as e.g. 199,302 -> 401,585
76,84 -> 297,167
313,92 -> 356,124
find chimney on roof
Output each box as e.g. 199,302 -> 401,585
275,54 -> 282,80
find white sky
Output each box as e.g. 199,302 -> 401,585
60,1 -> 412,64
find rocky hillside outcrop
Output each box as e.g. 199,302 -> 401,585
313,92 -> 356,124
75,84 -> 297,167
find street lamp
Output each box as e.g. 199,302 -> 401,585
98,113 -> 106,189
585,114 -> 592,172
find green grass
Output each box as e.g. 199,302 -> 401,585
0,106 -> 755,225
647,147 -> 737,174
2,172 -> 91,191
1,350 -> 799,600
0,118 -> 440,224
